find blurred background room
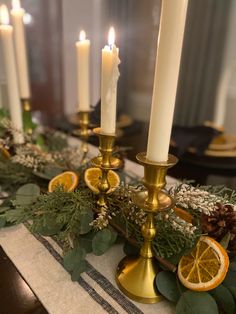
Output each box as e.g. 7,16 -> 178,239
0,0 -> 236,187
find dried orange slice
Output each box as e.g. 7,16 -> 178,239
174,207 -> 193,224
48,171 -> 79,192
84,167 -> 120,194
178,236 -> 229,291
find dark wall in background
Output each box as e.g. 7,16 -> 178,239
174,0 -> 232,126
24,0 -> 64,126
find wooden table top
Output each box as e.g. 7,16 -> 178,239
0,246 -> 48,314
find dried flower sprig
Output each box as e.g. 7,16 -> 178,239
163,209 -> 197,236
90,206 -> 110,230
12,144 -> 55,172
169,183 -> 221,215
0,117 -> 27,143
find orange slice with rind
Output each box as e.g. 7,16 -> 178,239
84,167 -> 120,194
178,236 -> 229,291
48,171 -> 79,192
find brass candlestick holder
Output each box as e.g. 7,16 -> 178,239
21,98 -> 33,135
73,111 -> 91,164
91,127 -> 122,207
116,152 -> 178,304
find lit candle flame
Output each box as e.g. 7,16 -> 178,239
12,0 -> 21,10
79,30 -> 86,41
23,13 -> 33,25
0,5 -> 10,25
108,27 -> 115,46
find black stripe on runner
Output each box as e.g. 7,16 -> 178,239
86,263 -> 143,314
25,225 -> 119,314
52,237 -> 144,314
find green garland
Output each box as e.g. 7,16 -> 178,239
0,121 -> 236,312
1,176 -> 235,313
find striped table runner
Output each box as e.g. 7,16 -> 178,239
0,223 -> 174,314
0,140 -> 177,313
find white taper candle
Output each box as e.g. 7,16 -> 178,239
0,5 -> 24,143
76,30 -> 90,111
101,27 -> 120,134
146,0 -> 188,162
11,0 -> 30,99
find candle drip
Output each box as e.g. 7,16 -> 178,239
105,45 -> 120,106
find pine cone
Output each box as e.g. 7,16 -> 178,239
201,203 -> 236,254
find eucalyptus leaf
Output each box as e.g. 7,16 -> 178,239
63,247 -> 86,272
155,271 -> 181,303
35,224 -> 61,236
92,228 -> 112,256
35,216 -> 64,236
210,284 -> 235,314
220,232 -> 231,249
78,209 -> 94,234
71,260 -> 87,281
176,291 -> 218,314
223,270 -> 236,289
16,184 -> 40,205
33,171 -> 52,180
79,232 -> 94,253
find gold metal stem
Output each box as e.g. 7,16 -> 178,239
22,98 -> 31,112
140,213 -> 156,259
76,111 -> 91,164
91,128 -> 122,209
97,168 -> 110,207
99,136 -> 115,168
116,152 -> 178,304
21,98 -> 33,135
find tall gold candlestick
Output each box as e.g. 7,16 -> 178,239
91,127 -> 122,207
73,111 -> 91,164
116,152 -> 178,304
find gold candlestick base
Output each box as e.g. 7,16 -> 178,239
91,127 -> 122,208
21,98 -> 33,135
116,152 -> 178,304
73,111 -> 91,163
116,255 -> 160,304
